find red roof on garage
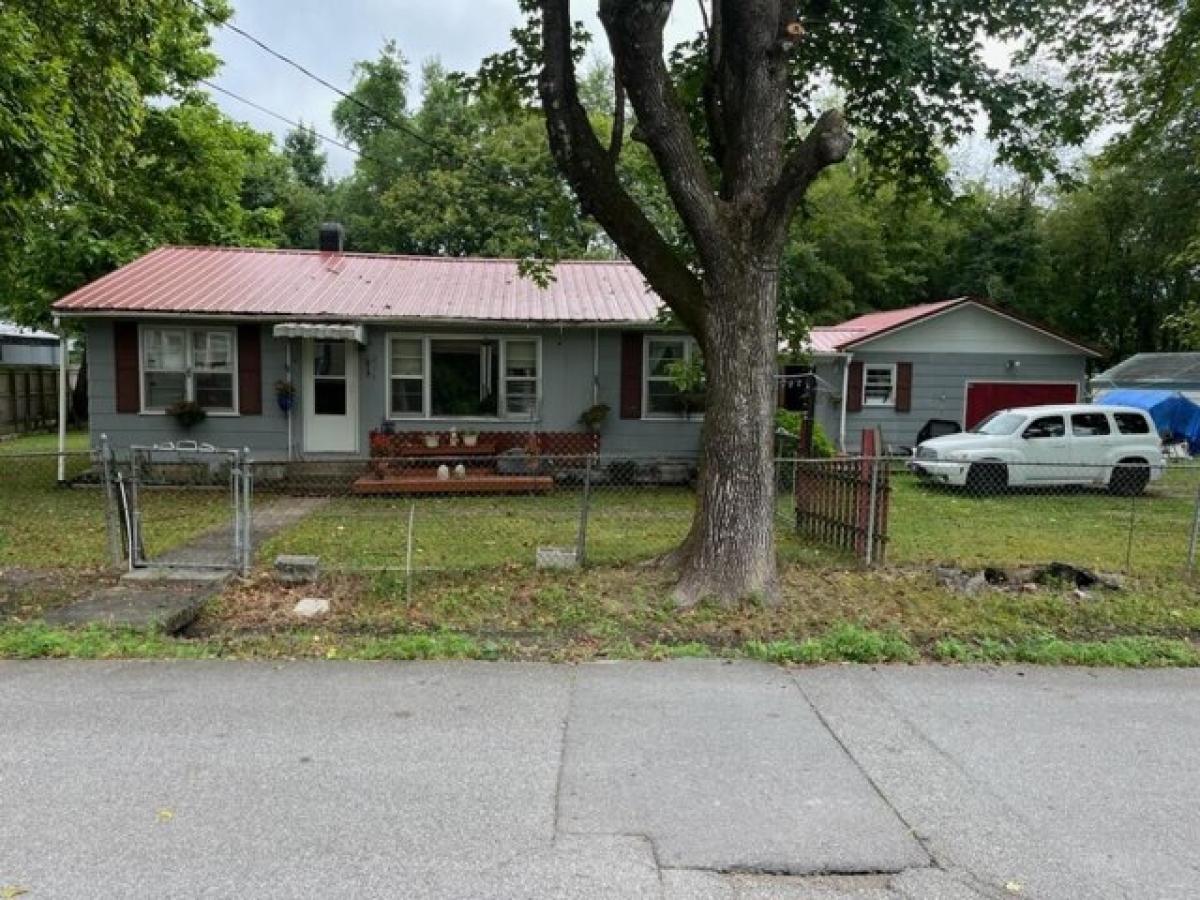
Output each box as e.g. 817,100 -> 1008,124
52,246 -> 662,323
807,298 -> 1100,356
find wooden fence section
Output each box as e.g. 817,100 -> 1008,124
792,457 -> 890,564
0,367 -> 58,436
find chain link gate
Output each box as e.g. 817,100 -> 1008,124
102,439 -> 253,574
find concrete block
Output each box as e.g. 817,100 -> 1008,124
274,554 -> 320,583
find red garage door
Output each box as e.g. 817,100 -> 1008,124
965,381 -> 1079,429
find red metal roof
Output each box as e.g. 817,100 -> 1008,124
807,298 -> 1099,356
52,246 -> 663,323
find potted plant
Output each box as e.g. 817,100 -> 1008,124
166,400 -> 207,429
275,380 -> 296,413
462,430 -> 479,447
578,403 -> 611,432
423,433 -> 441,449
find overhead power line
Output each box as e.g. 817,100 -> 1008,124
199,78 -> 379,164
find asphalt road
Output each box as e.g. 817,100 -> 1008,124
2,661 -> 1198,899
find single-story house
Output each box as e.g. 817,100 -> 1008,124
804,298 -> 1101,452
51,231 -> 703,460
0,321 -> 62,436
1090,353 -> 1200,404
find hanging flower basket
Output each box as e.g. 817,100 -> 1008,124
275,380 -> 296,413
166,400 -> 207,429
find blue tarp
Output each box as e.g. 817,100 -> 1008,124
1096,389 -> 1200,453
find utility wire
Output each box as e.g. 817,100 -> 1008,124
184,0 -> 505,180
199,78 -> 388,166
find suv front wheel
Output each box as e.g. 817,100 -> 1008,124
965,461 -> 1008,496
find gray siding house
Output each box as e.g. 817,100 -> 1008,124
52,239 -> 703,461
805,299 -> 1100,452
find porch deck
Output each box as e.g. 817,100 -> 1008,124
351,472 -> 555,495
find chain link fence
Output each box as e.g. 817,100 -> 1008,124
3,443 -> 1200,586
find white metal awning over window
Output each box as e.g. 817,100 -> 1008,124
272,323 -> 366,343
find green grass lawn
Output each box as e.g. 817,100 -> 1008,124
259,488 -> 832,572
0,429 -> 90,454
889,464 -> 1200,575
0,433 -> 237,569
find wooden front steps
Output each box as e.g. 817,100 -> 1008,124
351,473 -> 555,496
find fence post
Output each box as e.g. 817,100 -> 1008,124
1188,483 -> 1200,576
241,450 -> 254,575
865,457 -> 880,567
576,454 -> 593,567
405,501 -> 416,607
99,435 -> 124,567
1124,488 -> 1138,574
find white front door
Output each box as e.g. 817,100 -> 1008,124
302,339 -> 358,454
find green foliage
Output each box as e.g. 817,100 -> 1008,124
775,411 -> 835,459
745,625 -> 917,665
0,0 -> 229,320
330,53 -> 600,259
933,635 -> 1200,668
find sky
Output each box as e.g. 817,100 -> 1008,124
208,1 -> 705,176
206,2 -> 1053,186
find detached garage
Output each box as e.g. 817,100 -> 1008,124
805,298 -> 1100,452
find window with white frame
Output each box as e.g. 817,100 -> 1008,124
504,339 -> 539,417
386,335 -> 541,419
388,338 -> 424,417
862,364 -> 896,407
644,335 -> 702,418
141,326 -> 236,412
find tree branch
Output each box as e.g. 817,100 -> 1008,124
609,56 -> 625,161
538,0 -> 707,339
598,0 -> 726,264
764,109 -> 853,229
701,0 -> 726,168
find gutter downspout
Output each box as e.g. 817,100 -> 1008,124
285,340 -> 294,461
839,352 -> 853,453
592,328 -> 599,405
55,316 -> 68,484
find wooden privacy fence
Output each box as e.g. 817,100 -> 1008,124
792,456 -> 890,565
0,367 -> 58,436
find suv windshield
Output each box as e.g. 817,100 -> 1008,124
970,412 -> 1025,436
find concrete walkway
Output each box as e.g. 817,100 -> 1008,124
44,497 -> 325,631
2,662 -> 1199,898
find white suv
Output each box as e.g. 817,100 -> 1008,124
909,404 -> 1166,495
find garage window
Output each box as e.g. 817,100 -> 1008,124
862,364 -> 896,407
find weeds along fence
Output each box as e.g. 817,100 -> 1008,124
5,446 -> 1200,583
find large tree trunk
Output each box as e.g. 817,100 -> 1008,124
671,258 -> 781,607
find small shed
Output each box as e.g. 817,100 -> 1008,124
1090,353 -> 1200,404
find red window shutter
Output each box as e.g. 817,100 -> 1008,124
114,322 -> 141,413
846,361 -> 864,413
238,324 -> 262,415
620,332 -> 643,419
895,362 -> 913,412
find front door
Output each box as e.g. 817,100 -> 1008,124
303,339 -> 358,454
